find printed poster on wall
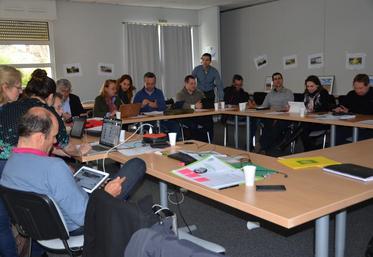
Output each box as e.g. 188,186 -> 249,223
308,53 -> 324,69
283,54 -> 298,70
203,46 -> 217,60
63,63 -> 82,77
254,55 -> 268,70
346,53 -> 366,70
98,63 -> 114,76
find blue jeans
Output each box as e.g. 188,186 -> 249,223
0,159 -> 18,257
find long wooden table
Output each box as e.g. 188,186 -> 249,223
105,139 -> 373,257
223,109 -> 373,150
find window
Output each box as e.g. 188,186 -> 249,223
0,20 -> 55,86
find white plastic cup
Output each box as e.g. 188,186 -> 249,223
300,107 -> 306,117
239,102 -> 247,112
119,130 -> 125,143
168,132 -> 177,146
214,102 -> 219,111
243,165 -> 256,187
115,111 -> 121,119
220,101 -> 225,110
190,104 -> 196,110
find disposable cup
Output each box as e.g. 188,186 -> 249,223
190,104 -> 196,110
239,102 -> 247,112
243,165 -> 256,187
115,111 -> 121,119
214,102 -> 219,111
220,101 -> 225,110
168,132 -> 177,146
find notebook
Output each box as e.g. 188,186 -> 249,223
74,166 -> 109,193
323,163 -> 373,182
88,118 -> 122,154
119,103 -> 141,118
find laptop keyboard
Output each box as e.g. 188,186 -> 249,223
91,144 -> 110,152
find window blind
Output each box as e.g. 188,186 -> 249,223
0,20 -> 49,41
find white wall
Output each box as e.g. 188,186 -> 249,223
53,1 -> 199,101
221,0 -> 373,95
198,7 -> 221,72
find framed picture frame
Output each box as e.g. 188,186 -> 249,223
369,75 -> 373,86
318,75 -> 335,94
264,76 -> 272,92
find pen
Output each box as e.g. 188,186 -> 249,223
218,184 -> 240,190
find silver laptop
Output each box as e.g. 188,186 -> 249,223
88,118 -> 122,154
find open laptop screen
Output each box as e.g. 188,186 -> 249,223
99,118 -> 122,147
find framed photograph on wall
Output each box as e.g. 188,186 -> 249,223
318,75 -> 335,94
264,76 -> 272,92
369,75 -> 373,86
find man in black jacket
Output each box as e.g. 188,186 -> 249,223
56,78 -> 86,120
223,74 -> 250,105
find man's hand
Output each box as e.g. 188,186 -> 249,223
78,143 -> 92,156
62,112 -> 72,122
148,100 -> 158,109
141,99 -> 150,108
104,176 -> 126,197
248,99 -> 256,109
195,101 -> 203,109
333,105 -> 349,113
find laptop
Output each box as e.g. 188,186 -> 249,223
88,118 -> 122,154
74,166 -> 109,193
119,103 -> 142,118
70,117 -> 86,139
288,101 -> 306,113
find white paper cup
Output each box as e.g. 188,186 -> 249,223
220,101 -> 225,110
190,104 -> 196,110
120,130 -> 125,143
115,111 -> 121,119
300,107 -> 306,117
243,165 -> 256,187
168,132 -> 177,146
214,102 -> 219,111
239,102 -> 247,112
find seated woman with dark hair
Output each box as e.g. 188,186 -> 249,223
93,79 -> 122,118
117,74 -> 135,104
278,75 -> 333,151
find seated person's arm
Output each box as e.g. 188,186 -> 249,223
61,142 -> 92,157
248,99 -> 256,108
333,105 -> 349,113
147,99 -> 158,109
195,100 -> 203,109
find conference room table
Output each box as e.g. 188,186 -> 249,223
104,138 -> 373,257
223,109 -> 373,151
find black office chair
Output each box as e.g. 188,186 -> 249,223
293,93 -> 304,102
0,186 -> 83,257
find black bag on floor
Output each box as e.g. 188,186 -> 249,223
366,236 -> 373,257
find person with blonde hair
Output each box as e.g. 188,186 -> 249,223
93,79 -> 122,118
0,65 -> 22,107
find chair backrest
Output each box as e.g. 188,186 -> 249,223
253,92 -> 267,105
0,185 -> 69,241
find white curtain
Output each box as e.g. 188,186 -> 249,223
125,24 -> 160,91
160,25 -> 193,99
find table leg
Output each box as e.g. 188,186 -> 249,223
335,210 -> 346,257
330,125 -> 336,147
246,116 -> 251,152
235,115 -> 238,148
160,181 -> 168,208
352,127 -> 359,142
315,215 -> 329,257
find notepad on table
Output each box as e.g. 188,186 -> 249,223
278,156 -> 340,169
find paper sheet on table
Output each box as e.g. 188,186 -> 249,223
315,114 -> 356,120
356,120 -> 373,125
265,111 -> 288,115
172,155 -> 245,189
143,111 -> 164,116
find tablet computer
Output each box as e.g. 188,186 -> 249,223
70,117 -> 86,138
74,166 -> 109,193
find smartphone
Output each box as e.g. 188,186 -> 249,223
256,185 -> 286,191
